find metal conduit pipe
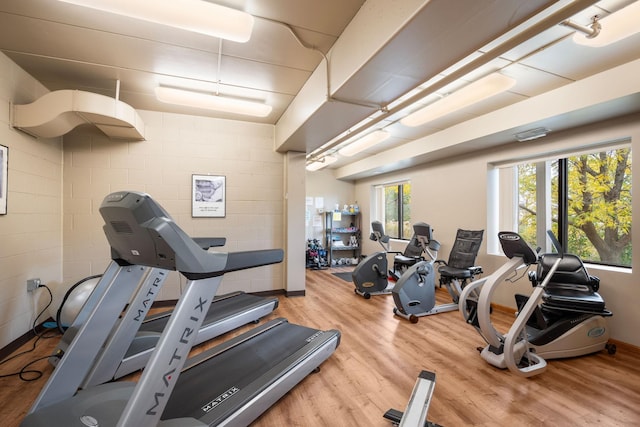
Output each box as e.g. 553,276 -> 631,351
306,0 -> 600,162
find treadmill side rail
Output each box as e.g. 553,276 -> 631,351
216,330 -> 340,427
29,263 -> 147,413
118,276 -> 224,427
82,267 -> 169,388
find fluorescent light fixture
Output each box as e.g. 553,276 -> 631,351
57,0 -> 254,42
306,155 -> 337,171
155,87 -> 272,117
514,127 -> 550,142
338,130 -> 390,157
400,73 -> 516,127
572,1 -> 640,47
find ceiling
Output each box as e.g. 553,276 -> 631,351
1,0 -> 640,179
0,0 -> 364,122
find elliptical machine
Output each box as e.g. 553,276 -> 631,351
392,225 -> 483,323
459,231 -> 615,377
352,221 -> 400,298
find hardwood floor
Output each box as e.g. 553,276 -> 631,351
2,267 -> 640,426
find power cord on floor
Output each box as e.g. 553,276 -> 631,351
0,284 -> 61,381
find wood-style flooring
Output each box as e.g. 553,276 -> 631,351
1,266 -> 639,426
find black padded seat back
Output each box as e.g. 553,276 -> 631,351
438,229 -> 484,280
537,253 -> 600,292
393,235 -> 424,271
394,222 -> 435,270
402,234 -> 424,258
445,229 -> 484,270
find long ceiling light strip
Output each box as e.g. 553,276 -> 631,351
155,87 -> 272,117
400,73 -> 516,127
57,0 -> 254,42
306,155 -> 338,171
338,130 -> 390,157
572,1 -> 640,47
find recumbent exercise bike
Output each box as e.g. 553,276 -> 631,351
458,231 -> 615,378
352,221 -> 428,299
393,227 -> 484,323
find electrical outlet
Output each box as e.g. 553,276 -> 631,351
27,278 -> 41,292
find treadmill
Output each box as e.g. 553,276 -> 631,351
50,238 -> 279,384
23,191 -> 340,427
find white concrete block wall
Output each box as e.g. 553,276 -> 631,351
0,52 -> 63,349
62,111 -> 284,302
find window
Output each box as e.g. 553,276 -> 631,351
504,145 -> 632,267
373,181 -> 412,239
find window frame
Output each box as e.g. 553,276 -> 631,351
491,140 -> 632,268
373,180 -> 412,240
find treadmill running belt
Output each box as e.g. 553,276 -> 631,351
162,320 -> 330,423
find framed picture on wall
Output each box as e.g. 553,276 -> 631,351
192,174 -> 226,218
0,144 -> 7,215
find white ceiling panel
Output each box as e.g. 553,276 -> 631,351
0,0 -> 639,178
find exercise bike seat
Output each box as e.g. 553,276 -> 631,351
534,253 -> 609,314
393,222 -> 437,273
536,253 -> 600,292
393,236 -> 425,266
438,264 -> 482,280
542,288 -> 608,313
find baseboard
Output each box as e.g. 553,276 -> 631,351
0,321 -> 54,362
489,302 -> 516,315
608,339 -> 640,355
254,289 -> 287,297
285,290 -> 305,297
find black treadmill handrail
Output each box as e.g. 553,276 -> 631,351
100,191 -> 283,279
183,249 -> 284,279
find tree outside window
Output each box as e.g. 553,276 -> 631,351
377,181 -> 412,239
517,146 -> 631,267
